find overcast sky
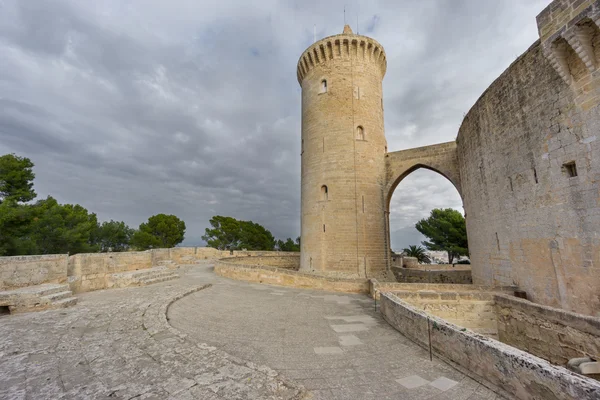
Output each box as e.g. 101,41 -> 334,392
0,0 -> 549,249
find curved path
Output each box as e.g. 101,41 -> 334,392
170,264 -> 500,400
0,262 -> 304,400
0,263 -> 500,399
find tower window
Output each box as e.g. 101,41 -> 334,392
356,126 -> 365,140
563,161 -> 578,177
321,79 -> 328,93
321,185 -> 328,201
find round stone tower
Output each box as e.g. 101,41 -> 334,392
297,25 -> 388,278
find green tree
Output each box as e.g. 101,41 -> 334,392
276,237 -> 300,252
0,154 -> 36,204
415,208 -> 468,264
27,196 -> 99,255
402,245 -> 431,264
131,214 -> 186,250
0,201 -> 36,256
202,216 -> 275,251
93,220 -> 134,252
239,220 -> 275,250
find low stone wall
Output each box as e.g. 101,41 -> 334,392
0,254 -> 69,289
391,266 -> 472,284
222,255 -> 300,269
394,291 -> 498,338
214,260 -> 369,293
369,279 -> 511,300
380,293 -> 600,400
0,248 -> 301,294
495,294 -> 600,365
68,252 -> 153,293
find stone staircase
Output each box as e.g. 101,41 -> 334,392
107,266 -> 179,289
0,283 -> 77,314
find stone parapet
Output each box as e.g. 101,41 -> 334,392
380,292 -> 600,400
495,293 -> 600,364
215,260 -> 369,294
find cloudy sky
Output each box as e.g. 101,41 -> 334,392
0,0 -> 549,249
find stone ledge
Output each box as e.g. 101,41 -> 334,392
380,292 -> 600,400
214,260 -> 369,293
495,293 -> 600,340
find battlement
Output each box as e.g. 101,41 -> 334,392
537,0 -> 600,89
296,25 -> 387,85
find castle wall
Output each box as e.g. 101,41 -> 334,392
0,254 -> 68,289
457,38 -> 600,315
299,29 -> 388,278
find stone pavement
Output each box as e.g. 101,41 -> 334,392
0,263 -> 502,399
0,262 -> 304,400
170,265 -> 501,399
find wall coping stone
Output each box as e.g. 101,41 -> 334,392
494,293 -> 600,337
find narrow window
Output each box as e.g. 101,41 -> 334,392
323,224 -> 326,232
356,126 -> 365,140
509,177 -> 513,192
362,195 -> 365,213
321,185 -> 328,201
301,139 -> 304,155
533,167 -> 538,184
495,232 -> 500,251
321,79 -> 328,93
563,161 -> 578,177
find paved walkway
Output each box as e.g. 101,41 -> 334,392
0,263 -> 304,400
0,263 -> 501,399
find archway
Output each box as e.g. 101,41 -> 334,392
386,166 -> 465,266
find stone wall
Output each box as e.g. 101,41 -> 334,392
457,35 -> 600,315
223,255 -> 300,270
0,248 -> 301,294
380,293 -> 600,400
391,266 -> 472,284
496,294 -> 600,365
0,254 -> 68,289
68,252 -> 153,293
368,279 -> 514,300
393,291 -> 497,337
215,260 -> 369,293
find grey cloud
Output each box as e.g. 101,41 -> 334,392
0,0 -> 549,247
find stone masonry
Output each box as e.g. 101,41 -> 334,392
298,25 -> 388,279
297,0 -> 600,316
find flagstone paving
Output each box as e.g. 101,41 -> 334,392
0,263 -> 503,399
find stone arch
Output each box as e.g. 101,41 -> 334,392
384,141 -> 462,210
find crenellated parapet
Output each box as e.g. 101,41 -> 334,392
537,0 -> 600,88
296,25 -> 387,85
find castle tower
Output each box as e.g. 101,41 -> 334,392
297,25 -> 388,278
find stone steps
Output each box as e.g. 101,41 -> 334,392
48,297 -> 78,309
0,283 -> 77,314
42,291 -> 74,302
109,266 -> 179,288
139,274 -> 178,286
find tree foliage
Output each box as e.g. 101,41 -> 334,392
0,154 -> 36,204
202,216 -> 276,251
402,245 -> 431,264
0,153 -> 186,256
27,196 -> 99,255
131,214 -> 186,250
93,220 -> 134,252
415,208 -> 468,264
277,237 -> 300,252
